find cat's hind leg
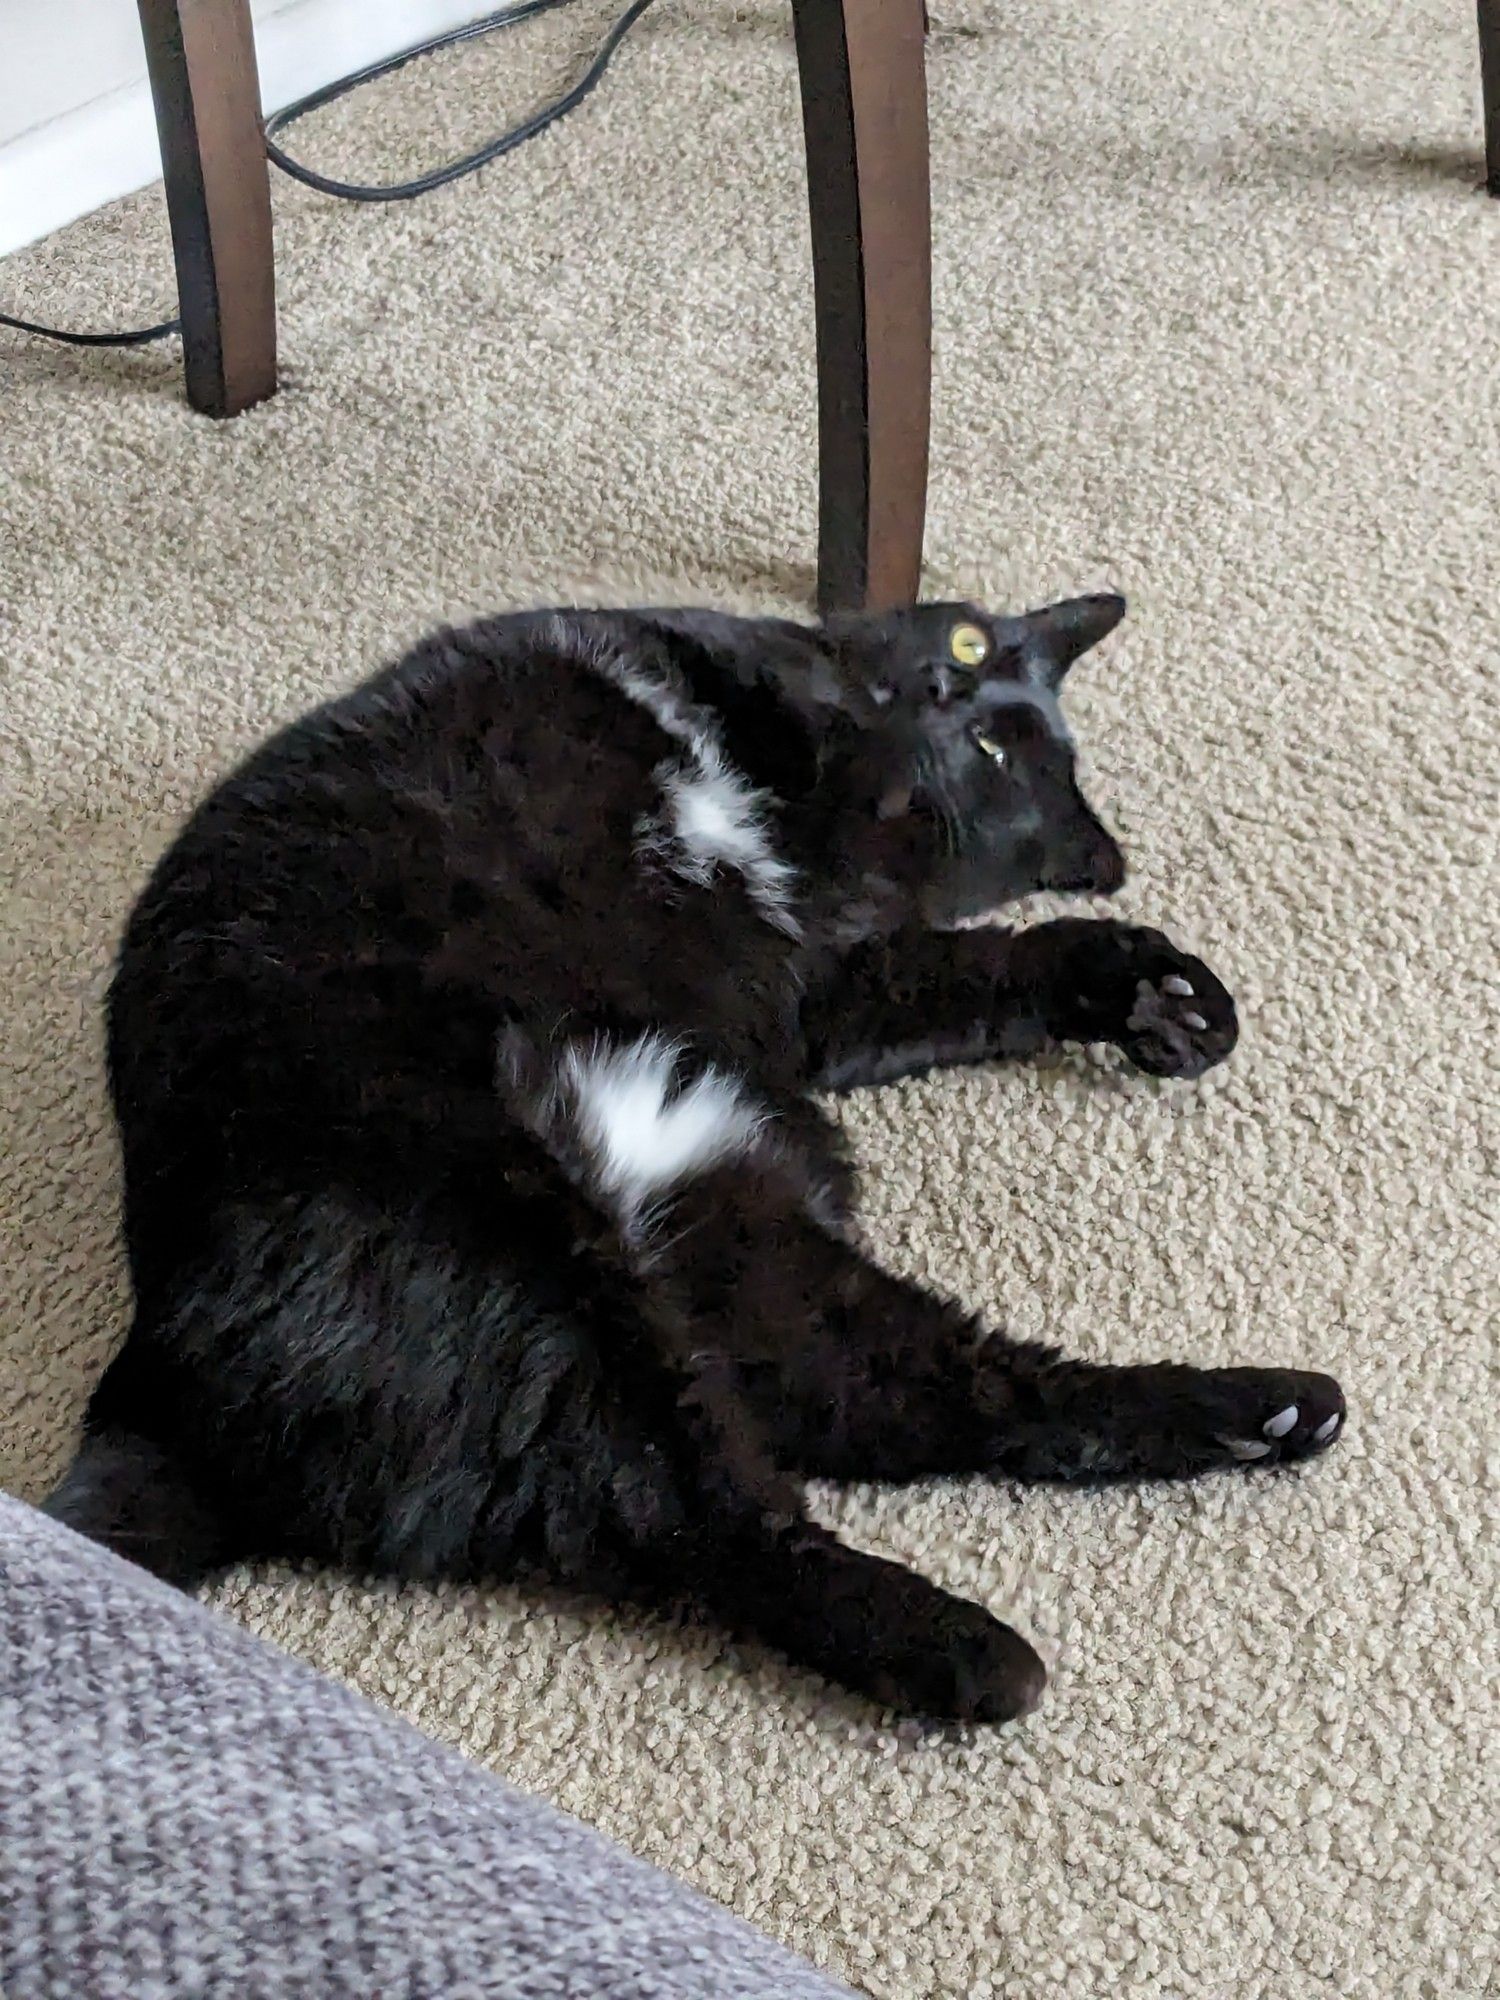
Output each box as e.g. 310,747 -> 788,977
496,1027 -> 1046,1721
456,1238 -> 1048,1725
954,1352 -> 1346,1483
658,1506 -> 1046,1725
767,1316 -> 1347,1487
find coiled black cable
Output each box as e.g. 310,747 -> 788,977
0,0 -> 657,350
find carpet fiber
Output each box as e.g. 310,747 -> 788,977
2,1 -> 1496,1993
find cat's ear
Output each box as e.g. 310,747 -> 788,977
1014,594 -> 1126,692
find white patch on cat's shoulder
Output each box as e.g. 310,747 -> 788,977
593,656 -> 717,766
656,755 -> 801,936
589,653 -> 801,938
564,1034 -> 764,1229
671,765 -> 751,861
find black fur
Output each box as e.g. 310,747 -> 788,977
49,597 -> 1345,1722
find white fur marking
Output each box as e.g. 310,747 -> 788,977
674,766 -> 756,863
565,1035 -> 764,1221
659,757 -> 800,931
592,654 -> 801,937
607,662 -> 714,762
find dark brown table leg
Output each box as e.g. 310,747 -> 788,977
137,0 -> 277,416
793,0 -> 931,615
1481,0 -> 1500,195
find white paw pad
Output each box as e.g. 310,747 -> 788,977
1162,975 -> 1195,997
1223,1437 -> 1273,1460
1313,1411 -> 1342,1444
1263,1406 -> 1299,1439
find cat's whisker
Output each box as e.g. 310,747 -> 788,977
916,745 -> 962,859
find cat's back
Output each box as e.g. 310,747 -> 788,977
108,608 -> 802,1129
117,611 -> 668,960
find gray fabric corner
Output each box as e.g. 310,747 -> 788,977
0,1494 -> 859,2000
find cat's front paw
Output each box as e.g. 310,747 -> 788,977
1055,925 -> 1238,1079
1205,1368 -> 1347,1468
1115,943 -> 1237,1080
1160,1368 -> 1352,1480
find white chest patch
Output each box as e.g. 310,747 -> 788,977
499,1025 -> 768,1241
671,766 -> 752,861
563,1034 -> 765,1230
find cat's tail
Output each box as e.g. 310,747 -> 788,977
43,1428 -> 234,1585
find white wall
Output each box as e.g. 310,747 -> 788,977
0,0 -> 497,258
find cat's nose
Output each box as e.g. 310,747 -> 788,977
1054,836 -> 1125,896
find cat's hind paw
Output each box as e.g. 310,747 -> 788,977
856,1595 -> 1047,1725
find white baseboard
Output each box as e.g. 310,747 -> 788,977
0,0 -> 500,261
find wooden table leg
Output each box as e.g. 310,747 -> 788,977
137,0 -> 277,416
1481,0 -> 1500,196
793,0 -> 931,615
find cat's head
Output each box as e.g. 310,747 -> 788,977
816,594 -> 1129,929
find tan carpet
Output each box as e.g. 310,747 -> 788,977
2,0 -> 1497,1992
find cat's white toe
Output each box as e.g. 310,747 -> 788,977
1162,975 -> 1195,996
1313,1412 -> 1342,1444
1224,1437 -> 1273,1460
1263,1406 -> 1298,1439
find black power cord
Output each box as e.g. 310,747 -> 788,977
0,0 -> 656,351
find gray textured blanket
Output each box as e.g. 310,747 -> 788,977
0,1494 -> 857,1998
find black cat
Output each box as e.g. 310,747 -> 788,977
48,595 -> 1345,1723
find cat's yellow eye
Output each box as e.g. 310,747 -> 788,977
949,622 -> 989,668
